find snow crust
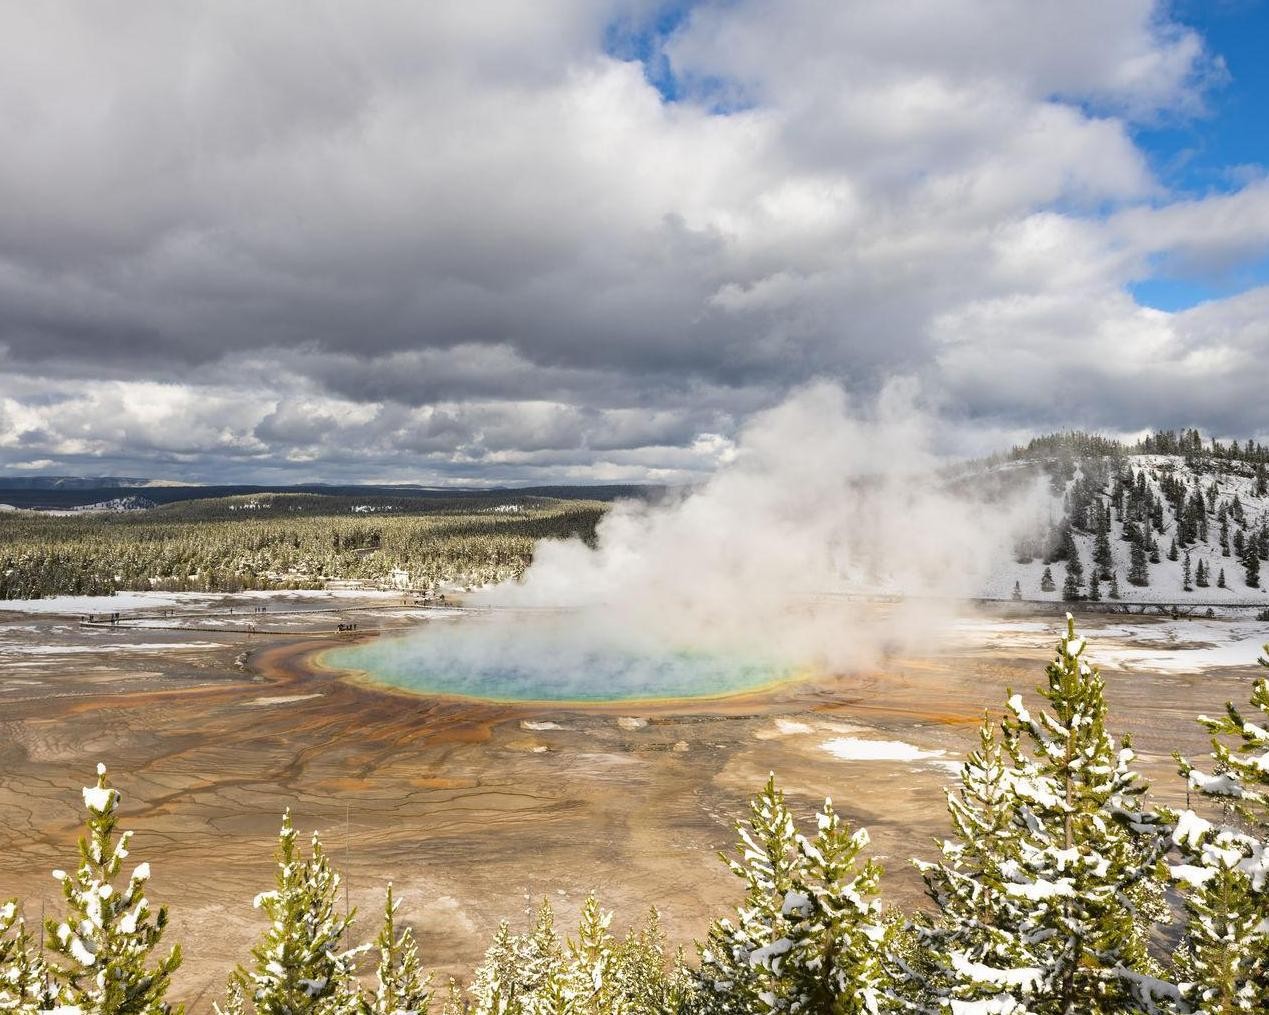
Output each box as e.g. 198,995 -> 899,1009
820,737 -> 948,764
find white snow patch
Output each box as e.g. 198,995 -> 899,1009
0,642 -> 222,655
755,717 -> 816,740
775,718 -> 812,734
241,694 -> 323,707
820,737 -> 949,764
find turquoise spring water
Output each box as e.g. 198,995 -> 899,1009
323,615 -> 798,702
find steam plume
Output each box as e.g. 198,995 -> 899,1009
478,381 -> 1037,673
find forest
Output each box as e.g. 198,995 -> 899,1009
0,495 -> 607,600
1,618 -> 1265,1014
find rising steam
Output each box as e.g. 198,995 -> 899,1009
471,381 -> 1040,676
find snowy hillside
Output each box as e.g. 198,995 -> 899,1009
984,449 -> 1269,606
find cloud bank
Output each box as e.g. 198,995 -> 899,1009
0,1 -> 1266,482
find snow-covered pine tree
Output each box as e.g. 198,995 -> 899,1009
241,811 -> 360,1015
911,717 -> 1041,1013
1167,643 -> 1269,1013
962,617 -> 1169,1013
1183,552 -> 1192,592
1218,568 -> 1227,589
470,967 -> 522,1015
45,763 -> 183,1015
1040,568 -> 1055,593
514,900 -> 563,999
363,885 -> 431,1015
437,979 -> 467,1015
1,900 -> 55,1013
610,909 -> 683,1015
527,965 -> 575,1015
1108,571 -> 1121,600
214,981 -> 249,1015
469,923 -> 519,1013
695,776 -> 892,1014
565,895 -> 616,1015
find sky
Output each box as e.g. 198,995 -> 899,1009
0,0 -> 1267,485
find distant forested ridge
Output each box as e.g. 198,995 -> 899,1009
0,493 -> 609,600
1006,428 -> 1269,465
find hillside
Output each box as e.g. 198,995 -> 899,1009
985,439 -> 1269,607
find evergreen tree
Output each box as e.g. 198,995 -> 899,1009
1095,526 -> 1115,576
911,718 -> 1040,1012
1167,537 -> 1178,563
1040,567 -> 1055,593
215,982 -> 250,1015
610,909 -> 684,1015
1108,571 -> 1120,600
469,923 -> 519,1013
45,764 -> 183,1015
363,885 -> 431,1015
1128,541 -> 1150,587
1087,572 -> 1101,602
566,895 -> 616,1014
471,968 -> 522,1015
1242,546 -> 1260,588
695,777 -> 892,1014
1182,552 -> 1192,593
436,980 -> 464,1015
528,967 -> 575,1015
1,901 -> 55,1013
1168,644 -> 1269,1013
1196,559 -> 1209,588
929,617 -> 1169,1013
1218,568 -> 1227,589
515,900 -> 563,999
1012,581 -> 1022,602
241,812 -> 359,1015
1061,563 -> 1082,602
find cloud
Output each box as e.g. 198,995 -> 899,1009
0,0 -> 1264,481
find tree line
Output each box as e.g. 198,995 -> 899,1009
1009,429 -> 1269,470
2,618 -> 1266,1013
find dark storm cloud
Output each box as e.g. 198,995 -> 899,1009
0,1 -> 1266,482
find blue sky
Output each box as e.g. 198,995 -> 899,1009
1129,0 -> 1269,308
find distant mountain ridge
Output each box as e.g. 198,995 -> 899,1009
0,480 -> 667,511
0,476 -> 193,490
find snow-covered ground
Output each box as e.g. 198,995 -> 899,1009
949,616 -> 1268,672
0,588 -> 418,615
0,641 -> 223,656
983,453 -> 1269,606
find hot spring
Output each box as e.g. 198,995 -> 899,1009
322,613 -> 802,703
